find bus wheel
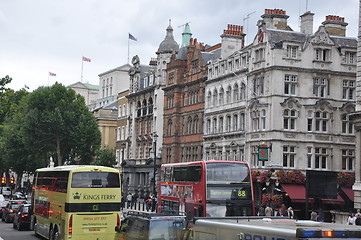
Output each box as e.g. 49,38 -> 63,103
50,227 -> 59,240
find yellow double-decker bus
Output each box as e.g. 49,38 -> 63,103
31,165 -> 122,240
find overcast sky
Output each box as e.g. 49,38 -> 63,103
1,0 -> 359,92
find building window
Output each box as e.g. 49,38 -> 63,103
212,118 -> 217,133
233,114 -> 238,131
219,117 -> 224,133
255,48 -> 265,62
253,77 -> 264,95
251,110 -> 260,131
213,89 -> 218,106
342,80 -> 355,100
194,116 -> 199,133
313,78 -> 329,97
315,147 -> 328,169
345,51 -> 356,64
167,119 -> 172,136
226,116 -> 231,132
287,45 -> 298,59
307,111 -> 313,132
188,117 -> 193,134
206,119 -> 211,134
240,113 -> 245,131
241,83 -> 246,100
341,114 -> 353,134
207,91 -> 212,107
315,111 -> 329,132
283,109 -> 297,130
117,127 -> 121,141
168,72 -> 174,84
307,147 -> 312,168
283,146 -> 295,168
192,60 -> 198,74
219,88 -> 224,105
233,84 -> 239,102
226,86 -> 232,103
342,149 -> 354,170
315,48 -> 331,61
284,75 -> 297,95
261,109 -> 266,130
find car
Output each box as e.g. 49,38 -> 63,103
0,201 -> 9,218
1,200 -> 28,223
0,187 -> 11,197
12,192 -> 26,200
13,203 -> 32,230
116,211 -> 187,240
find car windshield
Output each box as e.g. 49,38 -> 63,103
71,172 -> 120,188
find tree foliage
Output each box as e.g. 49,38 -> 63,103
22,82 -> 101,166
93,148 -> 117,167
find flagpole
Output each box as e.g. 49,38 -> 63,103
48,73 -> 49,86
81,57 -> 84,83
127,36 -> 130,64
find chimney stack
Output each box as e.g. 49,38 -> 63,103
300,11 -> 314,35
261,9 -> 289,30
220,24 -> 246,59
322,15 -> 348,37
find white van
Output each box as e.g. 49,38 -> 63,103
0,187 -> 11,197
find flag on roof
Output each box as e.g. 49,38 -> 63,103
24,84 -> 29,89
129,33 -> 137,41
49,72 -> 56,76
82,56 -> 91,62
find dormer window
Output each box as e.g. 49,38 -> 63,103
315,48 -> 331,61
345,51 -> 356,64
287,45 -> 298,59
255,48 -> 265,62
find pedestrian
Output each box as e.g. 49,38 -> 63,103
258,205 -> 265,216
310,209 -> 317,221
347,212 -> 356,225
287,207 -> 294,219
265,205 -> 273,217
126,192 -> 132,208
145,195 -> 152,211
356,214 -> 361,226
279,204 -> 287,217
317,209 -> 325,222
151,194 -> 157,212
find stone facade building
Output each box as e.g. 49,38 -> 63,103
205,9 -> 357,181
115,89 -> 129,169
123,22 -> 179,197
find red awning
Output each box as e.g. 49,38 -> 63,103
341,187 -> 354,201
321,194 -> 344,205
282,184 -> 309,203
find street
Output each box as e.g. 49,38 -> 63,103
0,220 -> 42,240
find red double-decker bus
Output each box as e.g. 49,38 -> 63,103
158,160 -> 255,219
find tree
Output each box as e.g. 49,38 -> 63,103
93,148 -> 117,167
22,82 -> 101,166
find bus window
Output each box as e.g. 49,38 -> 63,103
71,172 -> 120,188
206,162 -> 250,183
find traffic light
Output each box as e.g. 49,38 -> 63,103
1,177 -> 5,185
10,177 -> 14,184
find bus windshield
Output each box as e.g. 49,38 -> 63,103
206,162 -> 250,183
71,171 -> 120,188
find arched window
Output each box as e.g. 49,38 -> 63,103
213,89 -> 218,106
283,109 -> 297,130
194,116 -> 199,133
219,88 -> 224,105
219,116 -> 224,133
187,116 -> 193,134
148,97 -> 153,114
142,99 -> 147,115
226,85 -> 232,103
241,83 -> 246,100
168,119 -> 173,136
137,101 -> 141,117
207,91 -> 212,107
233,84 -> 239,102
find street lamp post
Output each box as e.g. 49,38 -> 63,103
153,132 -> 158,196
